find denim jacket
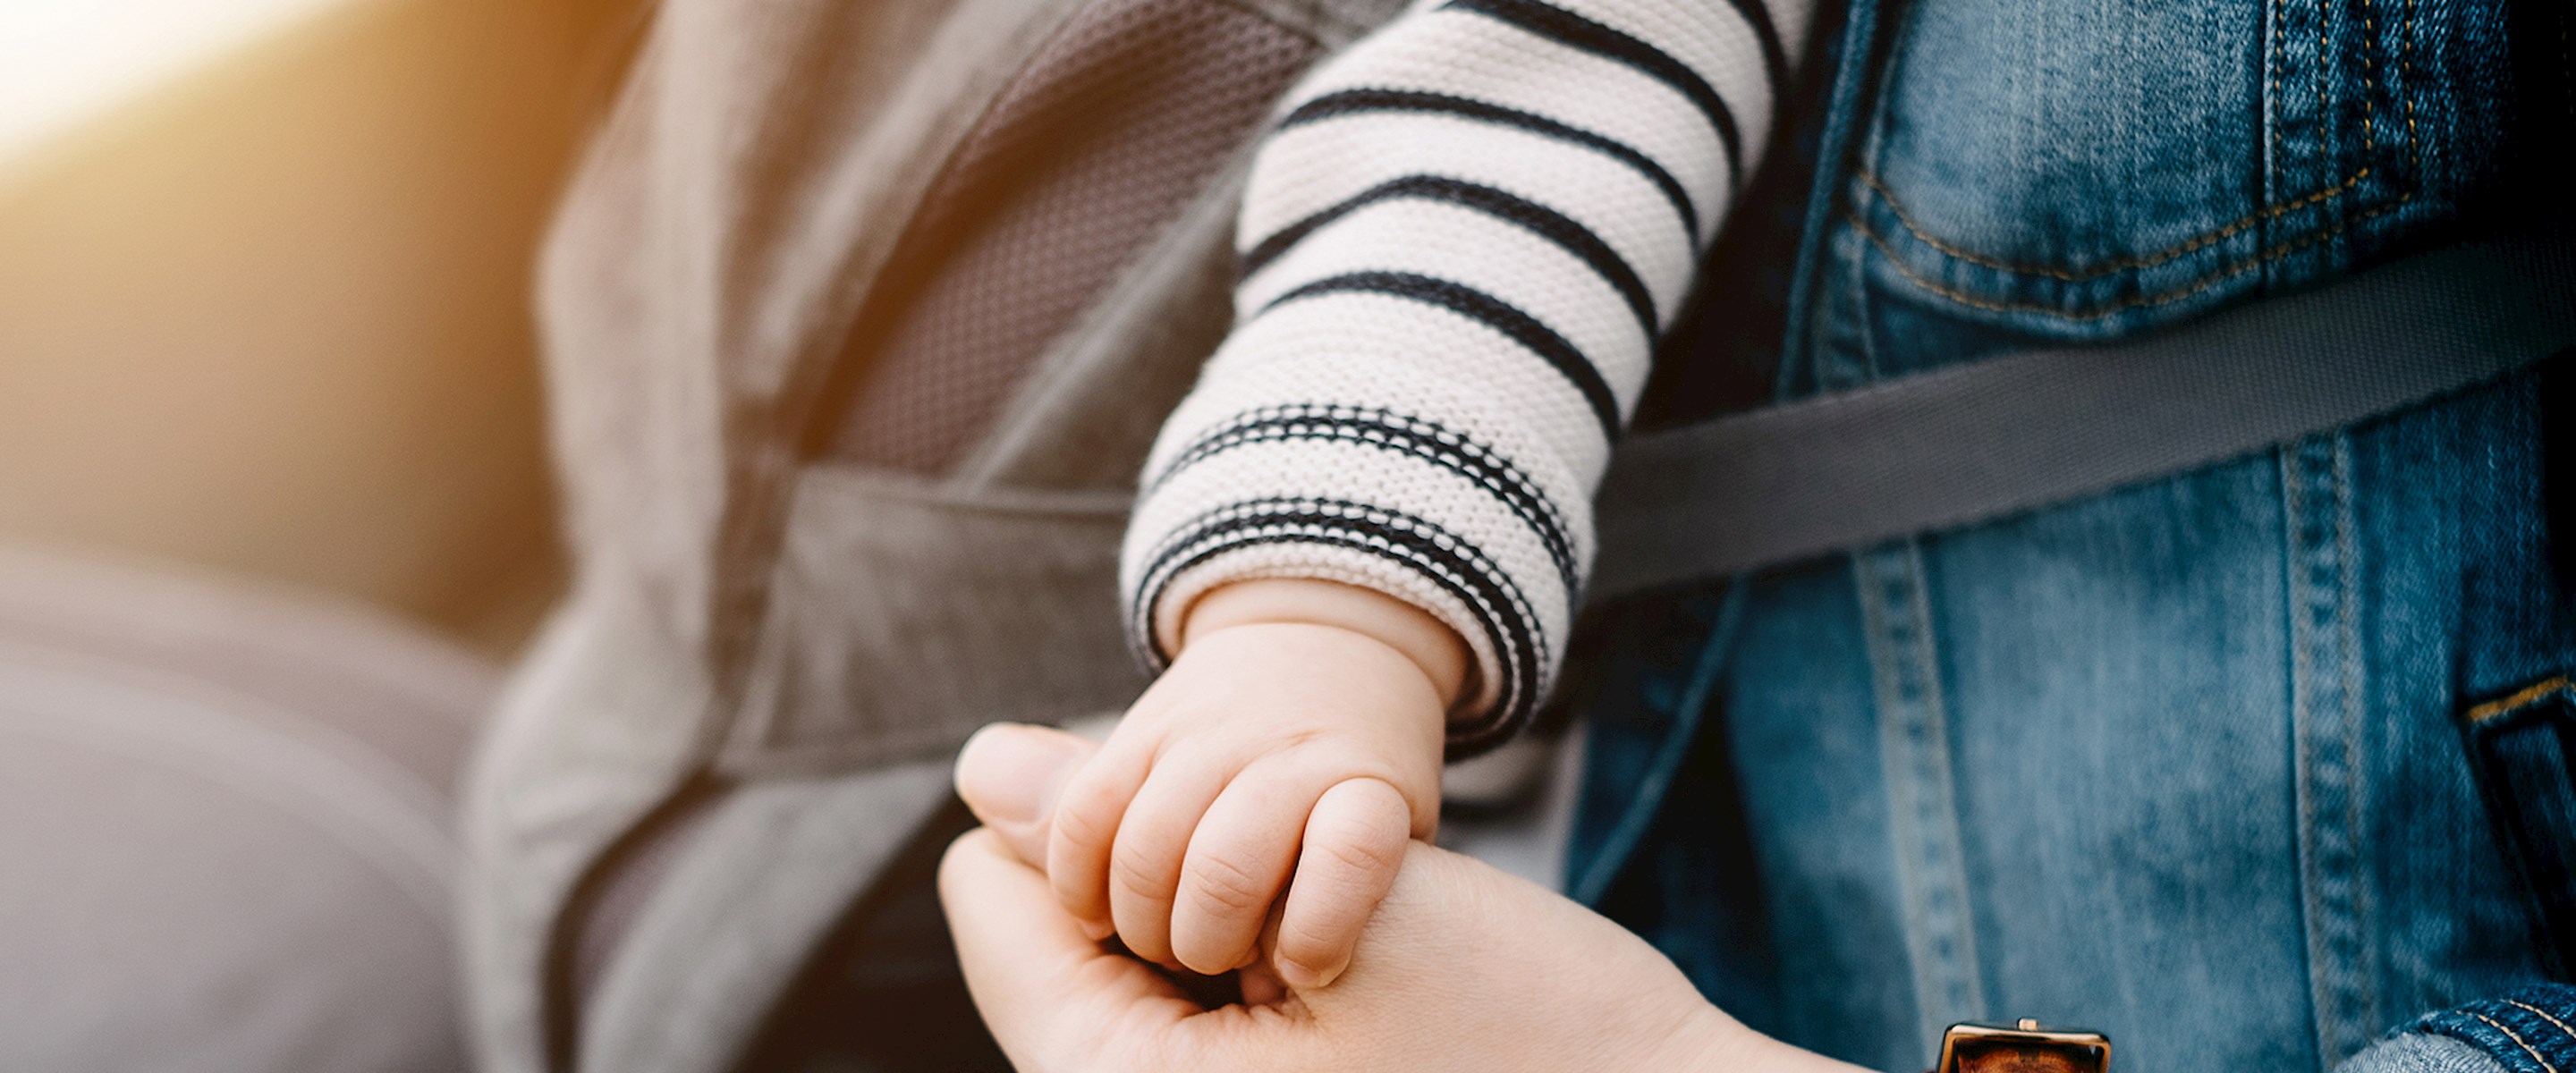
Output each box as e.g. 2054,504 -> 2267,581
1565,0 -> 2576,1069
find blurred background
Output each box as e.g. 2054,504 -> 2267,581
0,0 -> 641,655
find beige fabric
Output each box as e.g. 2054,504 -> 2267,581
463,2 -> 1406,1070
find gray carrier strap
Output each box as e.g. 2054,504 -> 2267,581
1590,231 -> 2576,602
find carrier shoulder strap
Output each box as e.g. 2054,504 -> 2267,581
1590,230 -> 2576,602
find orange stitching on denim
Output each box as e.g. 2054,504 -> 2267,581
2471,1012 -> 2562,1073
2269,0 -> 2284,163
1849,195 -> 2402,319
2464,677 -> 2572,724
2267,0 -> 2290,217
2317,0 -> 2333,142
2401,0 -> 2421,171
2359,0 -> 2382,156
1854,169 -> 2369,282
1855,0 -> 2428,310
2507,999 -> 2576,1048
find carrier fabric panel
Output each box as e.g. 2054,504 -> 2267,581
827,0 -> 1318,473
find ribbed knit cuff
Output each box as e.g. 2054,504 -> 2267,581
1123,494 -> 1550,758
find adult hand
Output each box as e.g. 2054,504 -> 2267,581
940,722 -> 1869,1073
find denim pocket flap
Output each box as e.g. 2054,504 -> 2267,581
2466,677 -> 2576,976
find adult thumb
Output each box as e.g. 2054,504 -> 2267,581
953,722 -> 1097,866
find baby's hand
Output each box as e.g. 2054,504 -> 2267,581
1046,579 -> 1463,990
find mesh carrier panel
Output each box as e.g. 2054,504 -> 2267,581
824,0 -> 1316,473
568,8 -> 1318,1063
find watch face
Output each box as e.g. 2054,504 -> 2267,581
1946,1035 -> 2108,1073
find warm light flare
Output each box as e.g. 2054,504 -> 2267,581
0,0 -> 369,166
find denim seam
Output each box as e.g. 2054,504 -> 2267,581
1852,198 -> 1883,383
2276,0 -> 2297,207
1854,543 -> 1985,1056
2398,0 -> 2420,175
2470,1012 -> 2562,1073
2505,1000 -> 2576,1048
1808,227 -> 1872,394
2284,434 -> 2383,1068
1775,0 -> 1887,401
2356,0 -> 2385,160
1852,167 -> 2369,282
2335,432 -> 2382,1060
1828,0 -> 1904,395
2312,0 -> 2331,150
2464,678 -> 2574,726
2285,439 -> 2319,1062
1844,195 -> 2405,320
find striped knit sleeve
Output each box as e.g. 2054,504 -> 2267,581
1120,0 -> 1814,756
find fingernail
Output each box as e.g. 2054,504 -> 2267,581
954,723 -> 1084,826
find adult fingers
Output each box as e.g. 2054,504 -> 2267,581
1106,756 -> 1237,965
1046,735 -> 1155,939
1274,777 -> 1411,990
1168,753 -> 1343,975
953,723 -> 1098,867
939,828 -> 1197,1072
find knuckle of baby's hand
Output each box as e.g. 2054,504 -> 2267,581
1311,786 -> 1407,864
1182,849 -> 1270,915
1059,807 -> 1147,868
1051,796 -> 1113,852
1317,821 -> 1403,877
1275,917 -> 1347,973
1109,846 -> 1171,902
1261,731 -> 1378,778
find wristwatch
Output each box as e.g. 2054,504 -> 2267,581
1932,1018 -> 2112,1073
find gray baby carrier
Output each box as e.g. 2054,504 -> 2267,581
462,1 -> 1411,1070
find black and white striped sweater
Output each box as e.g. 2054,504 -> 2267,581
1121,0 -> 1815,755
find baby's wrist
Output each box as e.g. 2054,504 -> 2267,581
1180,579 -> 1472,709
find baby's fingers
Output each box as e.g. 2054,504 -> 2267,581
1275,777 -> 1411,991
1170,760 -> 1320,976
1107,758 -> 1236,966
1046,741 -> 1153,940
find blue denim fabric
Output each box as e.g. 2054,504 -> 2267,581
2402,982 -> 2576,1073
2345,1032 -> 2514,1073
1569,0 -> 2576,1070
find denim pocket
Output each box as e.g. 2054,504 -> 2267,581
2465,677 -> 2576,978
1852,0 -> 2295,335
1839,0 -> 2533,353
